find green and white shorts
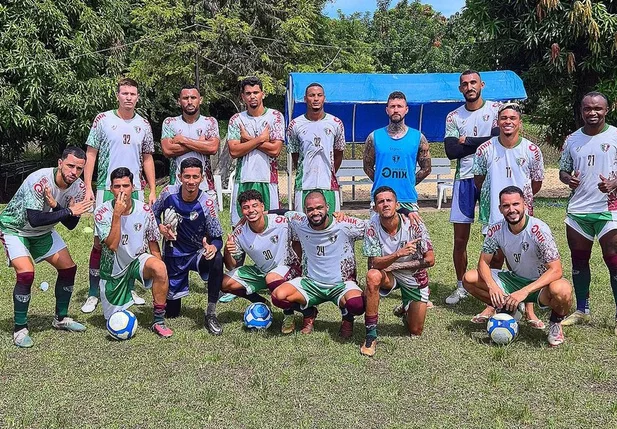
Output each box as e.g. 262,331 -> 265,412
100,253 -> 154,319
490,269 -> 547,309
379,274 -> 430,311
0,230 -> 66,266
294,189 -> 340,215
287,277 -> 361,309
226,264 -> 298,295
231,182 -> 279,225
565,212 -> 617,241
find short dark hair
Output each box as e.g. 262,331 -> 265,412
117,78 -> 138,92
387,91 -> 406,103
373,186 -> 397,202
238,189 -> 264,205
240,76 -> 263,92
498,102 -> 522,116
499,185 -> 524,200
61,146 -> 86,161
582,91 -> 609,107
304,189 -> 326,205
110,167 -> 133,183
460,69 -> 481,81
305,82 -> 324,95
179,84 -> 200,96
180,157 -> 203,174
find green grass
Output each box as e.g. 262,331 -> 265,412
2,202 -> 617,428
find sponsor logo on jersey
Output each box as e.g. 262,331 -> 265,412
516,157 -> 526,166
530,224 -> 545,243
270,235 -> 279,244
392,155 -> 400,163
602,143 -> 610,152
521,241 -> 529,252
486,223 -> 501,238
197,129 -> 203,136
134,223 -> 143,232
381,167 -> 407,179
328,234 -> 338,243
190,211 -> 199,221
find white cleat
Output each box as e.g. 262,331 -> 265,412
445,287 -> 469,305
81,296 -> 98,313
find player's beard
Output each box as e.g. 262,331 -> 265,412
464,89 -> 481,103
60,169 -> 77,186
182,105 -> 199,116
308,212 -> 327,228
389,113 -> 405,124
505,211 -> 524,225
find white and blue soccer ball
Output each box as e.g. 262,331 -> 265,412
107,310 -> 138,340
487,313 -> 519,345
243,303 -> 273,330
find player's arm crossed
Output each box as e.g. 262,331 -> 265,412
415,134 -> 431,185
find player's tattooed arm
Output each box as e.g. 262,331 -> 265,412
362,132 -> 376,181
415,135 -> 431,185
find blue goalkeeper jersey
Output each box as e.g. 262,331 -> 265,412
152,184 -> 223,257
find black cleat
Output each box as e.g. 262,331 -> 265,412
205,314 -> 223,336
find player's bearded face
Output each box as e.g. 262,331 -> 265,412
499,196 -> 525,224
241,85 -> 264,109
241,200 -> 264,222
386,100 -> 408,124
305,87 -> 325,111
459,74 -> 483,102
305,198 -> 328,227
58,154 -> 85,185
179,89 -> 201,115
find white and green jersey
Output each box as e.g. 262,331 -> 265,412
473,137 -> 544,226
161,115 -> 219,190
559,125 -> 617,214
286,212 -> 365,285
94,200 -> 160,279
287,113 -> 346,191
86,110 -> 154,191
445,101 -> 500,180
0,168 -> 86,237
228,108 -> 284,184
230,214 -> 299,273
362,213 -> 433,287
482,215 -> 560,280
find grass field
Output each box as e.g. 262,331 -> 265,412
2,199 -> 617,428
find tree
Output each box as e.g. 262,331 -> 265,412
0,0 -> 131,162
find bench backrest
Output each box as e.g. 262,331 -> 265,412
336,158 -> 452,178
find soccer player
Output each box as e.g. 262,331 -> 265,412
363,91 -> 431,219
361,186 -> 435,357
462,186 -> 572,347
221,189 -> 308,334
228,76 -> 284,225
152,157 -> 224,335
443,70 -> 499,305
94,167 -> 172,337
471,103 -> 545,324
161,85 -> 220,193
271,191 -> 366,337
287,82 -> 345,213
0,147 -> 92,347
82,78 -> 155,313
558,92 -> 617,331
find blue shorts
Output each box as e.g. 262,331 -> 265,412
164,251 -> 210,300
449,178 -> 478,224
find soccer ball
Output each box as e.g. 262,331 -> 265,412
107,310 -> 138,340
487,313 -> 519,345
243,303 -> 273,330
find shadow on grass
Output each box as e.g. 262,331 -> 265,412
0,315 -> 56,334
448,319 -> 548,348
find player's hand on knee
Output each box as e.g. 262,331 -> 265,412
488,284 -> 505,308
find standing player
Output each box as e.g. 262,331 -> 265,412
361,186 -> 435,357
228,76 -> 284,225
443,70 -> 499,305
558,92 -> 617,330
363,91 -> 431,216
287,82 -> 345,213
471,103 -> 545,324
463,186 -> 572,347
152,157 -> 224,335
161,85 -> 220,193
0,147 -> 92,347
82,78 -> 155,313
221,190 -> 310,334
94,167 -> 172,337
271,191 -> 366,337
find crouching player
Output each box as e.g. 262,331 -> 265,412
94,167 -> 173,337
463,186 -> 572,347
0,147 -> 92,347
152,157 -> 224,335
221,190 -> 314,334
272,191 -> 366,338
361,186 -> 435,356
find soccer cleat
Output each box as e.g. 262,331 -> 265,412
218,293 -> 237,303
560,310 -> 591,326
393,303 -> 405,317
445,287 -> 469,305
204,314 -> 223,336
300,308 -> 318,334
360,336 -> 377,357
281,314 -> 295,334
152,322 -> 173,338
52,317 -> 86,332
131,290 -> 146,305
13,328 -> 33,348
547,322 -> 565,347
339,319 -> 354,339
81,296 -> 98,313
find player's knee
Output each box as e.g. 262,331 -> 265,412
152,260 -> 168,280
408,325 -> 424,336
16,272 -> 35,289
345,295 -> 365,316
571,249 -> 591,268
453,235 -> 468,250
271,294 -> 292,310
266,278 -> 285,293
603,254 -> 617,273
549,279 -> 572,303
462,270 -> 477,291
365,269 -> 383,289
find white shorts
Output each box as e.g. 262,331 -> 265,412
449,178 -> 477,224
0,230 -> 66,266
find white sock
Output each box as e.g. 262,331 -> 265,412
457,280 -> 463,289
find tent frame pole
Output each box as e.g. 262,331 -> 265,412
287,76 -> 294,209
351,103 -> 357,201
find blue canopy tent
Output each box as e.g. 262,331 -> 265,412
284,71 -> 527,206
